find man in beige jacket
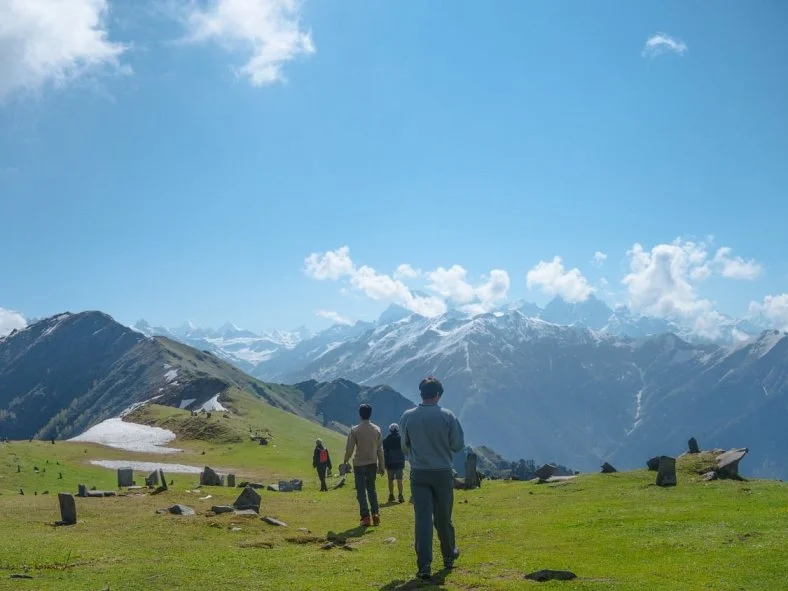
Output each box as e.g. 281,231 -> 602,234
343,404 -> 385,526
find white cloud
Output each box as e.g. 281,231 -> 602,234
0,0 -> 128,101
749,294 -> 788,332
623,239 -> 712,319
714,247 -> 762,280
472,269 -> 510,310
426,266 -> 476,304
304,247 -> 446,317
592,251 -> 607,267
304,245 -> 354,280
642,32 -> 688,58
185,0 -> 314,86
0,307 -> 26,336
393,264 -> 420,280
315,309 -> 352,326
526,257 -> 593,303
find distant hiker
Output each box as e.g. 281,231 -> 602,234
343,404 -> 385,527
400,376 -> 465,580
313,438 -> 332,492
383,423 -> 406,503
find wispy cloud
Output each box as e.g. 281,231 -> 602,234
642,32 -> 688,58
184,0 -> 315,86
315,309 -> 352,326
592,251 -> 607,268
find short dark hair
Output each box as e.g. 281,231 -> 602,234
419,376 -> 444,399
359,404 -> 372,420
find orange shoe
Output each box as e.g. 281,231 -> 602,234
372,513 -> 380,526
361,516 -> 372,527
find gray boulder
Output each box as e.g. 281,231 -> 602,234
117,468 -> 134,488
716,448 -> 748,480
688,437 -> 700,454
534,464 -> 557,481
646,456 -> 660,471
601,462 -> 617,474
200,466 -> 223,487
233,486 -> 261,512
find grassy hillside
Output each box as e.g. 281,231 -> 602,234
0,394 -> 786,590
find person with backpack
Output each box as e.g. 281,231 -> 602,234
383,423 -> 406,503
313,438 -> 332,492
343,404 -> 385,526
399,376 -> 465,580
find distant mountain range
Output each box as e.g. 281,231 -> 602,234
4,305 -> 787,480
134,295 -> 770,379
0,312 -> 414,442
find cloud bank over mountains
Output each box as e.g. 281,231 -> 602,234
304,237 -> 784,339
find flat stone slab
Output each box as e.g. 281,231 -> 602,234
85,491 -> 116,498
168,504 -> 195,516
233,509 -> 259,517
262,516 -> 288,527
211,505 -> 234,514
524,569 -> 577,582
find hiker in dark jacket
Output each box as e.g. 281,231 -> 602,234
313,438 -> 332,492
383,423 -> 406,503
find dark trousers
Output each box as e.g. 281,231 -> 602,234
316,464 -> 328,491
411,469 -> 456,571
353,464 -> 379,518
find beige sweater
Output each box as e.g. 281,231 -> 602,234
343,420 -> 385,469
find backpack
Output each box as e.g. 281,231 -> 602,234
319,449 -> 329,464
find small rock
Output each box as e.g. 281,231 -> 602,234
262,516 -> 288,527
383,537 -> 397,544
524,569 -> 577,582
702,471 -> 718,482
297,527 -> 311,533
230,527 -> 242,532
199,495 -> 213,500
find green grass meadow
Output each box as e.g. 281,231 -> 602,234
1,391 -> 786,590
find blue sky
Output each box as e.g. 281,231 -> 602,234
1,0 -> 786,336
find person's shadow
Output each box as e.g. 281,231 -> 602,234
378,568 -> 450,590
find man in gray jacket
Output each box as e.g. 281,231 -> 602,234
399,376 -> 465,580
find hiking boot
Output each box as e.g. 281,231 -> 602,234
360,516 -> 372,527
416,567 -> 431,580
387,494 -> 395,503
398,494 -> 405,503
372,513 -> 381,526
444,547 -> 460,569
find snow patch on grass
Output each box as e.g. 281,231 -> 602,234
69,418 -> 181,454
